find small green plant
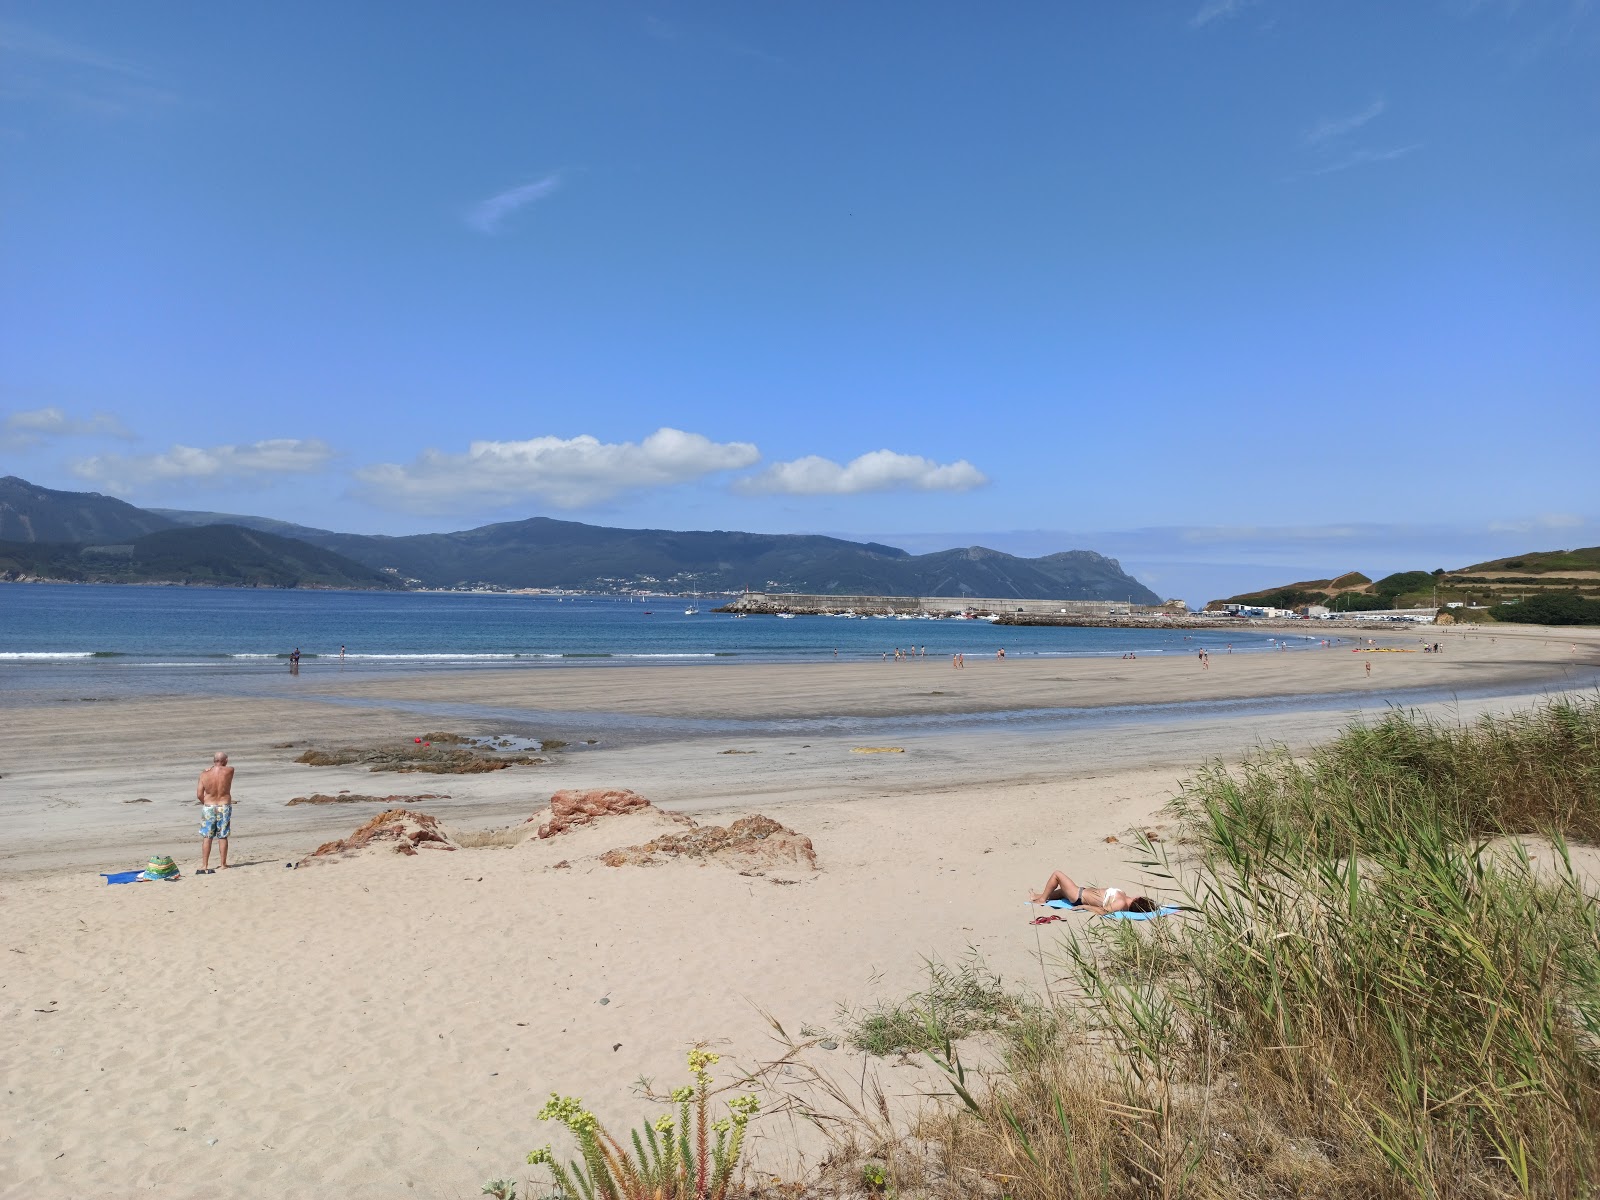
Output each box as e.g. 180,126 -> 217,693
859,1159 -> 888,1192
497,1048 -> 759,1200
843,952 -> 1035,1056
480,1182 -> 517,1200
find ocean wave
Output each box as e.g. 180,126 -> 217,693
339,653 -> 526,660
613,653 -> 723,659
0,651 -> 97,659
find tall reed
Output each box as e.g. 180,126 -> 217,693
918,699 -> 1600,1199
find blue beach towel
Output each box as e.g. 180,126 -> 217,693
1045,898 -> 1181,920
101,870 -> 144,885
1104,905 -> 1182,921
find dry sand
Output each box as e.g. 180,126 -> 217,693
2,622 -> 1597,1198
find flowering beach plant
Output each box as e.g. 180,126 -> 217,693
496,1048 -> 760,1200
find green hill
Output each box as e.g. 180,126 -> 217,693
0,475 -> 175,543
1207,547 -> 1600,624
1,475 -> 1160,601
0,525 -> 404,589
295,517 -> 1161,601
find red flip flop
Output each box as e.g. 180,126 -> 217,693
1030,914 -> 1064,925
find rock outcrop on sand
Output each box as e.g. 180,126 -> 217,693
533,788 -> 681,838
295,741 -> 543,774
305,809 -> 459,861
599,815 -> 817,873
287,792 -> 449,806
529,789 -> 817,876
300,790 -> 817,877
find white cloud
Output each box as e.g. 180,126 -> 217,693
1487,513 -> 1585,534
1304,99 -> 1386,145
1307,144 -> 1421,176
466,174 -> 562,233
71,438 -> 335,490
735,450 -> 989,497
356,427 -> 761,513
2,406 -> 132,448
1190,0 -> 1264,28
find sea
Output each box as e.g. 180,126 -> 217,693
1,582 -> 1305,694
3,583 -> 1585,741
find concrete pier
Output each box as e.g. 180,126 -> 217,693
715,591 -> 1146,617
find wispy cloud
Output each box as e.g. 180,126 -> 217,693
1190,0 -> 1265,28
735,450 -> 989,497
356,428 -> 760,513
1307,144 -> 1422,176
2,406 -> 132,450
1304,98 -> 1387,145
1292,97 -> 1418,179
0,19 -> 174,117
1487,512 -> 1586,534
71,439 -> 335,492
465,174 -> 563,234
0,21 -> 146,75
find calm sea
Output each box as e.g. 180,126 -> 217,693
0,582 -> 1305,695
6,583 -> 1582,744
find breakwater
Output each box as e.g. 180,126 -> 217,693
716,591 -> 1157,617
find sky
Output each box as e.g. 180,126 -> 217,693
2,1 -> 1597,603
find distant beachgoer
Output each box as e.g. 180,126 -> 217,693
340,644 -> 346,661
833,647 -> 838,658
1031,871 -> 1159,915
196,752 -> 235,873
997,647 -> 1005,660
1365,660 -> 1372,677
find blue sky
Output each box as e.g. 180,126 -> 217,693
2,1 -> 1597,602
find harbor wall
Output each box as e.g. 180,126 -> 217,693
718,592 -> 1141,616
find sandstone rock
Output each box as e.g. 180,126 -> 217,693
304,808 -> 458,861
600,814 -> 818,873
535,788 -> 673,838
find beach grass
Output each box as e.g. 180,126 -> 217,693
841,953 -> 1037,1058
470,698 -> 1600,1198
907,698 -> 1600,1198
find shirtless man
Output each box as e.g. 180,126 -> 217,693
197,752 -> 235,873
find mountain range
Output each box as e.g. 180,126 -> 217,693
0,475 -> 1162,602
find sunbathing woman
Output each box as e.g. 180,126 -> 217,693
1031,871 -> 1159,914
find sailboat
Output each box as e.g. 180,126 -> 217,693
684,590 -> 700,615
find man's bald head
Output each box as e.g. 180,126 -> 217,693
212,752 -> 229,765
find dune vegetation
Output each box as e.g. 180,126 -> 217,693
480,698 -> 1600,1199
892,697 -> 1600,1199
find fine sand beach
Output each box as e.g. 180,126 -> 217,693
3,622 -> 1598,1198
